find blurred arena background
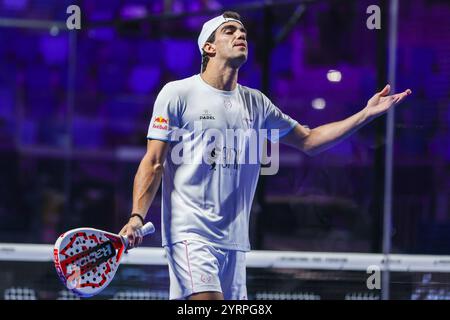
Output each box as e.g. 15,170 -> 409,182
1,0 -> 450,300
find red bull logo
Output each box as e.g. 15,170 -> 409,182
154,116 -> 168,124
152,116 -> 168,130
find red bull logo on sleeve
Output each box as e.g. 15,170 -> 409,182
152,116 -> 169,130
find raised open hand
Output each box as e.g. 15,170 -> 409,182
365,84 -> 412,120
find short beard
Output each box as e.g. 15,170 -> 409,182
228,54 -> 247,69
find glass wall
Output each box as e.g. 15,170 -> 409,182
393,0 -> 450,254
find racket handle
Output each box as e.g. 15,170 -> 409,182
140,222 -> 155,236
122,222 -> 155,249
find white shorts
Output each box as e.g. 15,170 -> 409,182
164,240 -> 247,300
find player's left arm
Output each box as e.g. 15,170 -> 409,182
280,84 -> 412,156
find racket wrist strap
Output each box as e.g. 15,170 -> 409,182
130,213 -> 145,225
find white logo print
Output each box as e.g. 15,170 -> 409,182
201,274 -> 212,283
224,98 -> 232,110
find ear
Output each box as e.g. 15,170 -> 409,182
203,42 -> 216,55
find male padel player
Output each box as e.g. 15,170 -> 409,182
120,11 -> 411,300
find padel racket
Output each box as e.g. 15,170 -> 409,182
53,222 -> 154,298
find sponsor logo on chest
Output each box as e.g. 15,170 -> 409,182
224,98 -> 232,110
200,110 -> 215,120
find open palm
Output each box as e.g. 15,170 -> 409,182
365,84 -> 412,119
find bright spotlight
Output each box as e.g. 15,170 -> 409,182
327,70 -> 342,82
312,98 -> 326,110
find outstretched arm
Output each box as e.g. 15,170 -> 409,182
281,84 -> 412,156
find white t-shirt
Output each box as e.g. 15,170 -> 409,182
147,74 -> 298,251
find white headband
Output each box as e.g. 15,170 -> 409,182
197,14 -> 243,53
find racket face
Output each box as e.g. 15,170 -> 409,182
54,228 -> 126,297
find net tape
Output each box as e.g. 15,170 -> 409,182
1,243 -> 450,272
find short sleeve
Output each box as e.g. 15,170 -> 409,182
262,94 -> 298,143
147,84 -> 181,142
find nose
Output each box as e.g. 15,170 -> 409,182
236,30 -> 246,41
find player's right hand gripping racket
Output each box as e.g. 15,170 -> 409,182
53,222 -> 155,298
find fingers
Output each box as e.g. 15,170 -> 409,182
398,89 -> 412,98
134,227 -> 143,248
136,235 -> 143,247
119,225 -> 128,236
129,235 -> 143,248
393,89 -> 412,104
127,226 -> 136,248
120,222 -> 146,249
126,226 -> 145,249
120,225 -> 134,249
379,84 -> 390,96
381,88 -> 412,106
395,95 -> 405,104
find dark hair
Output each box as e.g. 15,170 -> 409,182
201,11 -> 242,73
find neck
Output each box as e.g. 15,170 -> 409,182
200,62 -> 239,91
